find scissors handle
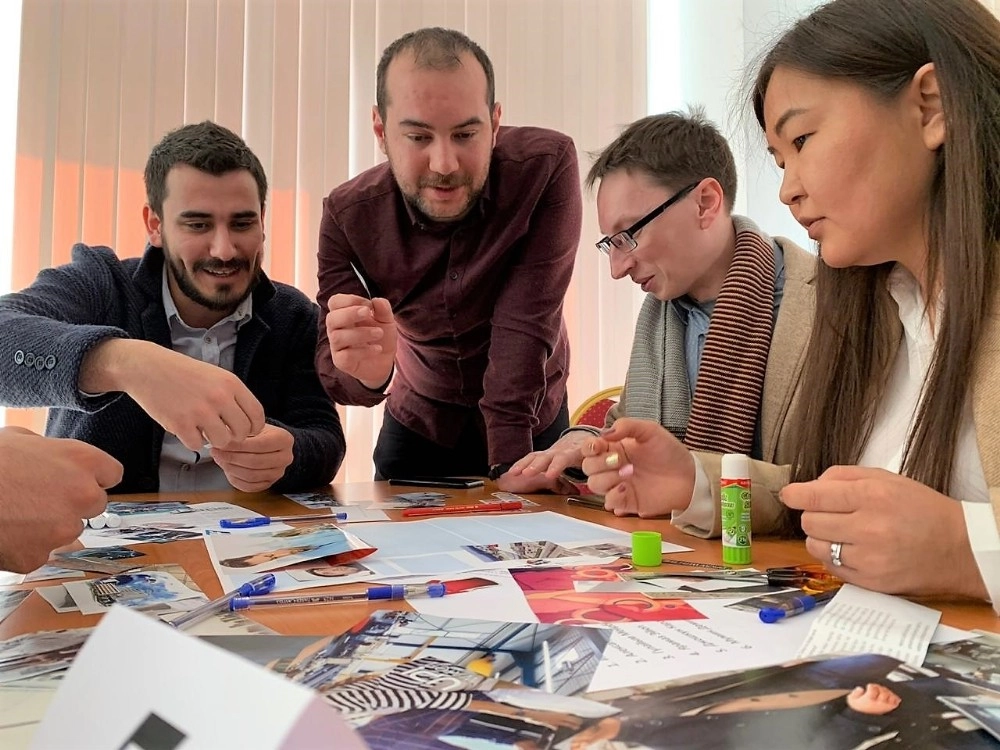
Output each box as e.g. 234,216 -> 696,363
219,517 -> 271,529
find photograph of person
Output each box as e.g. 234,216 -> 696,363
207,523 -> 353,574
570,654 -> 998,749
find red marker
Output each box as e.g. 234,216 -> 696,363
402,501 -> 523,518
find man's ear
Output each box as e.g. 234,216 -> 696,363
143,205 -> 163,247
694,178 -> 725,229
912,62 -> 945,151
491,102 -> 502,138
372,105 -> 388,156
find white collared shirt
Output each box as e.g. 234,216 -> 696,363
858,266 -> 998,611
158,265 -> 253,492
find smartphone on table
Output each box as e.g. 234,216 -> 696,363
387,477 -> 486,489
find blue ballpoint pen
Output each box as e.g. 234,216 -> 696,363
758,588 -> 838,624
229,583 -> 447,611
219,512 -> 348,529
169,573 -> 277,629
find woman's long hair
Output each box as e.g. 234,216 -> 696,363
752,0 -> 1000,494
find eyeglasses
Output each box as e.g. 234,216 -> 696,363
595,181 -> 700,256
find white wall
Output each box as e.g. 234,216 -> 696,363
648,0 -> 822,247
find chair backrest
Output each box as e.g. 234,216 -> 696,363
570,386 -> 623,428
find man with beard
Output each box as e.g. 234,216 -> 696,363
0,121 -> 344,494
317,27 -> 582,481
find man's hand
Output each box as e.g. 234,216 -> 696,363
325,294 -> 397,389
81,339 -> 266,451
0,427 -> 123,573
781,466 -> 988,599
498,431 -> 590,494
210,424 -> 294,492
579,417 -> 695,517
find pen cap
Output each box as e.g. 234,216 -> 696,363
236,574 -> 277,597
427,583 -> 446,597
720,453 -> 750,480
758,608 -> 786,624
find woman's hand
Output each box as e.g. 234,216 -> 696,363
781,466 -> 987,599
579,418 -> 696,517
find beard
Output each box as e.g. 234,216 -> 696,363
386,149 -> 489,223
402,175 -> 484,223
163,238 -> 261,315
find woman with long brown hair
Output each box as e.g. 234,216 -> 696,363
581,0 -> 1000,608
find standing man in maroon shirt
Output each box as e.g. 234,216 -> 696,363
316,27 -> 581,481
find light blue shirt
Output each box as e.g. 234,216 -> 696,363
158,266 -> 253,492
670,240 -> 786,394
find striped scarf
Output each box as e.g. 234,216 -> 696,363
621,216 -> 776,456
683,223 -> 776,454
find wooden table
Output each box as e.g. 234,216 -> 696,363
2,482 -> 997,640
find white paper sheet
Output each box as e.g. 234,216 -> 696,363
0,674 -> 61,747
405,569 -> 540,622
796,584 -> 941,667
30,606 -> 365,750
588,598 -> 816,691
62,571 -> 205,616
349,511 -> 691,578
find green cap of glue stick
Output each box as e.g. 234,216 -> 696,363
631,531 -> 663,567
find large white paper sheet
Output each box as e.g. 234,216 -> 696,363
350,511 -> 691,577
30,606 -> 366,750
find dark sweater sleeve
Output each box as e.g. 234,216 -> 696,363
314,198 -> 390,407
0,245 -> 129,412
481,138 -> 582,463
265,297 -> 346,492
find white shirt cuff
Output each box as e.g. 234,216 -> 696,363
962,500 -> 1000,614
671,453 -> 716,534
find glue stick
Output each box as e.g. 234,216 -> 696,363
720,453 -> 751,565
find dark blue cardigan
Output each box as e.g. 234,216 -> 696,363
0,244 -> 345,493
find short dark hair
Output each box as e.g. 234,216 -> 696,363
144,121 -> 268,215
586,110 -> 738,212
376,27 -> 495,121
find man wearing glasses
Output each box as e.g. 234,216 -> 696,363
501,111 -> 816,538
317,28 -> 580,481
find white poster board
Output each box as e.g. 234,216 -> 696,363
31,606 -> 367,750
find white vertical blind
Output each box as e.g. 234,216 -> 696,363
7,0 -> 647,483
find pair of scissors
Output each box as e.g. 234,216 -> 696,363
641,564 -> 841,594
764,564 -> 843,593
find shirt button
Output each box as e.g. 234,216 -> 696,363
45,355 -> 56,369
204,336 -> 213,343
449,272 -> 458,280
181,464 -> 191,472
34,358 -> 45,370
13,350 -> 23,365
24,352 -> 35,367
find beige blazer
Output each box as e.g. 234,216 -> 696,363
972,296 -> 1000,532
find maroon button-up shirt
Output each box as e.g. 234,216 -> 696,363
315,126 -> 581,465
